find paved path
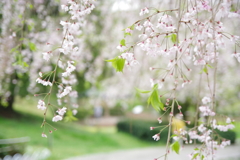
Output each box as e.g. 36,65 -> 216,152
66,144 -> 240,160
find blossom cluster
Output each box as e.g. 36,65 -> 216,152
114,0 -> 239,159
52,107 -> 67,122
36,0 -> 95,137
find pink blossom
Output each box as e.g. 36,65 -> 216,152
42,52 -> 52,61
52,115 -> 63,122
157,118 -> 162,124
194,59 -> 206,65
37,100 -> 46,110
42,133 -> 47,138
125,28 -> 133,34
226,117 -> 231,123
139,7 -> 149,16
152,134 -> 160,141
150,127 -> 155,130
72,109 -> 78,115
56,107 -> 67,116
202,96 -> 211,104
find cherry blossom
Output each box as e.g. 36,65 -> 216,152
37,100 -> 46,110
56,107 -> 67,116
57,86 -> 72,98
139,7 -> 149,16
152,134 -> 160,141
41,133 -> 47,138
52,115 -> 63,122
202,96 -> 211,104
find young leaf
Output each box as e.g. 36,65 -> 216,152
206,64 -> 213,68
153,83 -> 159,90
23,61 -> 29,67
203,66 -> 208,73
192,153 -> 199,159
28,42 -> 37,51
120,39 -> 126,46
130,24 -> 135,30
64,110 -> 78,122
135,88 -> 151,94
150,90 -> 161,111
124,32 -> 131,37
106,57 -> 125,72
171,34 -> 177,44
147,84 -> 164,111
171,141 -> 180,154
194,147 -> 199,151
116,58 -> 125,72
147,95 -> 151,105
171,134 -> 178,138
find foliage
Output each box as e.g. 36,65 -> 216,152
75,107 -> 93,120
215,129 -> 236,144
117,120 -> 168,142
109,103 -> 125,116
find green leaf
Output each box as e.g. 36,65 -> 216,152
130,24 -> 135,30
147,95 -> 151,105
201,155 -> 204,160
124,32 -> 131,37
203,66 -> 208,73
135,88 -> 151,94
28,4 -> 33,9
171,141 -> 180,154
150,90 -> 161,111
192,153 -> 199,159
106,57 -> 125,72
171,134 -> 178,138
171,34 -> 177,44
206,64 -> 213,68
28,42 -> 37,51
146,84 -> 164,111
64,110 -> 78,122
194,147 -> 199,151
116,58 -> 125,72
153,83 -> 158,90
23,61 -> 29,67
120,39 -> 126,46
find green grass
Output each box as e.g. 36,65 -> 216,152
0,97 -> 159,159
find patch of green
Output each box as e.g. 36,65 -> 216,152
233,121 -> 240,139
0,97 -> 158,159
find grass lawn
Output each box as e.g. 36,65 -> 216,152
0,97 -> 160,160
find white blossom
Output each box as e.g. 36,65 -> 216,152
42,133 -> 47,138
72,109 -> 78,115
52,115 -> 63,122
56,107 -> 67,116
202,97 -> 211,104
42,52 -> 52,61
152,134 -> 160,141
37,100 -> 46,110
139,7 -> 149,16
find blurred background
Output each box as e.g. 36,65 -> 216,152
0,0 -> 239,159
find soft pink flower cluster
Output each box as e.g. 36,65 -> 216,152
116,0 -> 239,158
52,107 -> 67,122
36,0 -> 95,137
